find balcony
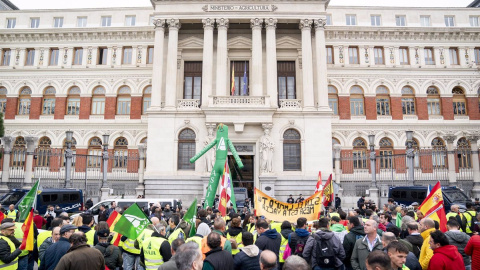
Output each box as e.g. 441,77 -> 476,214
212,96 -> 265,107
279,99 -> 302,110
177,99 -> 200,110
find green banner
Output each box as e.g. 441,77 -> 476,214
183,198 -> 197,237
113,203 -> 151,239
18,180 -> 39,222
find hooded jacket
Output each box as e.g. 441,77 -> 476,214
331,223 -> 348,244
444,230 -> 470,266
465,235 -> 480,270
427,245 -> 466,270
94,242 -> 122,270
343,225 -> 366,268
226,227 -> 243,238
255,229 -> 282,258
405,233 -> 423,258
288,228 -> 310,253
233,245 -> 262,270
303,229 -> 346,268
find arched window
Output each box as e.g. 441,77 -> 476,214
401,86 -> 416,115
376,85 -> 390,115
427,86 -> 441,115
0,86 -> 7,114
66,86 -> 81,115
178,129 -> 196,170
88,137 -> 103,168
353,137 -> 367,169
283,129 -> 301,171
117,85 -> 131,115
91,86 -> 106,115
18,87 -> 32,115
379,137 -> 393,169
42,86 -> 56,115
36,137 -> 52,167
452,87 -> 467,115
12,136 -> 26,167
328,85 -> 338,115
457,137 -> 471,168
350,85 -> 364,116
332,138 -> 340,145
114,137 -> 128,168
142,86 -> 151,115
431,137 -> 446,168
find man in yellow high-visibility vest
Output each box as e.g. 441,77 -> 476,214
140,223 -> 172,269
6,205 -> 18,222
0,222 -> 24,270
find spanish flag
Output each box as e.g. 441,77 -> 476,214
419,181 -> 448,232
230,63 -> 235,96
322,174 -> 334,208
20,208 -> 34,251
107,211 -> 122,246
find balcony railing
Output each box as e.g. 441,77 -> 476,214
177,99 -> 200,109
279,99 -> 302,109
212,96 -> 265,106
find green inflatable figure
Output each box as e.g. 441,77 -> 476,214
190,124 -> 244,209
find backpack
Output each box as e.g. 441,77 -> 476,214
313,234 -> 336,268
462,211 -> 477,233
294,235 -> 309,256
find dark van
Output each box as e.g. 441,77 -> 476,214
0,188 -> 83,215
388,186 -> 469,212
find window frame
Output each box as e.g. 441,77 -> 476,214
399,47 -> 409,65
1,49 -> 11,66
87,137 -> 103,168
352,138 -> 368,169
53,17 -> 64,28
420,15 -> 431,27
30,17 -> 40,28
452,87 -> 467,116
18,87 -> 32,115
395,15 -> 406,26
328,85 -> 338,115
379,138 -> 394,169
147,46 -> 154,64
401,86 -> 416,115
370,15 -> 382,26
42,86 -> 56,115
66,87 -> 81,115
25,48 -> 35,66
374,47 -> 385,65
283,129 -> 302,171
113,137 -> 129,169
122,47 -> 133,65
97,47 -> 108,65
91,86 -> 106,115
142,86 -> 152,115
350,85 -> 364,116
0,87 -> 7,114
376,86 -> 391,116
76,17 -> 87,27
230,61 -> 250,96
346,15 -> 357,26
183,61 -> 203,100
36,137 -> 52,168
49,48 -> 59,66
470,16 -> 480,27
177,129 -> 196,171
73,48 -> 83,65
277,61 -> 296,100
348,46 -> 359,64
326,46 -> 334,64
426,86 -> 441,116
424,48 -> 435,65
116,86 -> 131,115
449,48 -> 459,65
444,16 -> 455,27
101,16 -> 112,27
6,18 -> 16,29
125,15 -> 136,27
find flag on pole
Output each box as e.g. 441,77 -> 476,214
20,208 -> 34,251
242,62 -> 247,96
315,171 -> 322,193
107,211 -> 123,246
322,174 -> 334,208
18,180 -> 40,222
113,203 -> 151,239
419,181 -> 448,232
183,198 -> 198,237
218,160 -> 237,216
230,63 -> 236,96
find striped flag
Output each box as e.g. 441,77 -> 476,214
231,63 -> 235,96
218,160 -> 236,216
20,208 -> 34,251
315,171 -> 322,193
322,174 -> 334,208
419,181 -> 448,232
107,211 -> 122,246
242,62 -> 247,95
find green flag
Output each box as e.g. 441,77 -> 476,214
113,203 -> 151,239
183,198 -> 197,237
396,212 -> 402,228
18,180 -> 39,221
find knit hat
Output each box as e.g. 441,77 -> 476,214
197,222 -> 211,237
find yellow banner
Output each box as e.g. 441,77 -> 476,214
254,188 -> 323,223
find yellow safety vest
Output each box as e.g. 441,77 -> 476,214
185,236 -> 202,247
123,237 -> 141,255
37,231 -> 52,249
226,232 -> 243,255
246,223 -> 255,233
142,237 -> 165,269
464,210 -> 476,234
0,236 -> 18,270
329,213 -> 340,219
14,223 -> 28,257
6,210 -> 17,221
167,229 -> 184,244
136,228 -> 154,250
75,229 -> 95,246
270,222 -> 282,233
253,232 -> 258,242
279,235 -> 288,263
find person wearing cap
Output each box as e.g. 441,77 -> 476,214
286,195 -> 294,204
94,228 -> 122,270
140,223 -> 172,269
295,194 -> 304,203
0,222 -> 23,270
39,224 -> 77,270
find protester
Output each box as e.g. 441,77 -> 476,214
94,228 -> 122,270
386,225 -> 413,253
44,205 -> 56,229
140,223 -> 172,269
200,218 -> 232,258
419,218 -> 436,270
38,226 -> 60,263
465,234 -> 480,270
225,217 -> 244,255
351,220 -> 383,270
77,213 -> 97,246
287,217 -> 310,257
107,202 -> 116,217
427,230 -> 466,270
33,210 -> 47,229
357,196 -> 365,209
255,219 -> 281,259
54,233 -> 105,270
331,216 -> 348,243
343,216 -> 366,270
286,195 -> 294,204
6,205 -> 18,221
233,231 -> 262,270
0,222 -> 23,269
463,202 -> 477,236
278,220 -> 292,266
167,215 -> 185,244
39,224 -> 77,270
405,222 -> 423,259
259,250 -> 277,270
365,250 -> 391,270
158,238 -> 184,270
85,198 -> 93,209
444,219 -> 470,268
381,232 -> 421,270
335,194 -> 342,209
386,241 -> 410,270
98,204 -> 108,222
174,242 -> 203,270
72,215 -> 82,227
282,255 -> 309,270
203,232 -> 234,270
242,213 -> 256,233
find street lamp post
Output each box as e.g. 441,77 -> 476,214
368,134 -> 377,188
64,131 -> 73,188
406,130 -> 415,186
102,134 -> 110,188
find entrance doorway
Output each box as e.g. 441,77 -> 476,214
228,155 -> 254,201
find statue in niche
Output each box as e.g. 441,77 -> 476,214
260,127 -> 275,173
204,126 -> 216,172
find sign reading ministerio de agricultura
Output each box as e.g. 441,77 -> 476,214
202,4 -> 278,12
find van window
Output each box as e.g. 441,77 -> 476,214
70,193 -> 79,201
443,190 -> 469,204
63,194 -> 69,202
42,194 -> 58,203
392,190 -> 407,199
0,192 -> 26,205
117,201 -> 135,210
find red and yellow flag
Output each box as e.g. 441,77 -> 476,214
230,63 -> 235,96
315,171 -> 322,193
419,181 -> 448,232
20,208 -> 34,251
322,174 -> 334,208
107,211 -> 122,246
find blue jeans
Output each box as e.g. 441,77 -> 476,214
18,255 -> 28,270
122,253 -> 140,270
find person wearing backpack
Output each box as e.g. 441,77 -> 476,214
288,217 -> 310,258
94,229 -> 122,270
303,217 -> 345,270
343,216 -> 366,270
462,202 -> 477,236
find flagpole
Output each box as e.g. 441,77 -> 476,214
33,178 -> 40,211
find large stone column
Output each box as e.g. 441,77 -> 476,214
468,136 -> 480,198
314,18 -> 330,111
150,19 -> 166,110
215,18 -> 229,96
0,136 -> 14,193
164,19 -> 181,109
251,18 -> 263,97
444,134 -> 457,185
265,18 -> 278,108
23,136 -> 37,188
299,19 -> 315,110
201,18 -> 214,108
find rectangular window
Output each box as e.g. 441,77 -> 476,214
427,98 -> 441,115
283,143 -> 301,171
25,49 -> 35,66
374,47 -> 384,65
149,15 -> 154,26
6,18 -> 16,29
77,17 -> 87,27
53,17 -> 64,28
376,98 -> 390,115
42,98 -> 55,115
346,15 -> 357,26
178,142 -> 196,170
231,61 -> 250,96
453,101 -> 467,115
402,98 -> 415,115
122,47 -> 132,64
0,99 -> 6,114
91,97 -> 105,114
49,48 -> 59,65
353,150 -> 367,169
445,16 -> 455,27
2,49 -> 11,66
326,46 -> 334,64
449,48 -> 459,65
475,48 -> 480,64
66,98 -> 80,115
329,98 -> 338,115
420,16 -> 431,27
424,48 -> 435,65
73,48 -> 83,65
371,15 -> 381,26
116,97 -> 131,114
18,98 -> 30,115
30,18 -> 40,28
379,150 -> 393,169
147,46 -> 154,64
277,61 -> 296,100
97,47 -> 108,65
101,16 -> 111,27
399,47 -> 409,65
348,47 -> 359,64
396,15 -> 406,26
143,97 -> 151,115
125,16 -> 136,26
183,61 -> 202,100
350,98 -> 364,115
470,16 -> 480,27
326,15 -> 332,25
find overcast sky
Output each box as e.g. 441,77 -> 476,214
11,0 -> 474,9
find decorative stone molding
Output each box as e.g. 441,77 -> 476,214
250,18 -> 263,29
279,99 -> 302,109
265,18 -> 277,29
202,18 -> 214,29
299,19 -> 313,30
177,99 -> 200,109
167,19 -> 181,29
153,19 -> 166,29
314,18 -> 327,29
212,96 -> 265,106
2,136 -> 14,154
216,18 -> 229,29
443,135 -> 457,144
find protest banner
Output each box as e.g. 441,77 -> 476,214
254,188 -> 323,223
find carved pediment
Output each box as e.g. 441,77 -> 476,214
227,36 -> 252,48
276,36 -> 301,49
178,36 -> 204,49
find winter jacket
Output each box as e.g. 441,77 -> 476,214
94,242 -> 122,270
158,254 -> 178,270
405,251 -> 422,270
280,229 -> 293,241
444,230 -> 470,266
343,225 -> 366,268
427,245 -> 466,270
303,229 -> 346,268
464,235 -> 480,270
77,225 -> 98,246
226,226 -> 243,238
287,228 -> 310,254
40,237 -> 71,270
351,235 -> 383,270
419,228 -> 435,270
405,233 -> 423,258
212,230 -> 231,253
255,229 -> 282,258
331,224 -> 348,244
54,244 -> 105,270
203,247 -> 234,270
38,237 -> 53,263
0,234 -> 21,265
233,245 -> 262,270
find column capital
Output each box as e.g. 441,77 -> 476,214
25,136 -> 38,152
299,19 -> 313,30
1,136 -> 14,154
166,18 -> 181,29
202,18 -> 215,29
467,135 -> 480,143
216,18 -> 229,29
314,18 -> 327,30
153,19 -> 166,29
250,18 -> 263,29
443,135 -> 457,144
265,18 -> 278,29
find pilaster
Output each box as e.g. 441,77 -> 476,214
265,18 -> 278,108
299,19 -> 314,110
164,18 -> 181,109
251,18 -> 263,97
215,18 -> 229,97
201,18 -> 214,108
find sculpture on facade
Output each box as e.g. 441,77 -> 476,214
204,125 -> 216,172
190,124 -> 244,209
260,125 -> 275,173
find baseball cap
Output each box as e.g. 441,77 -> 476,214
60,224 -> 77,234
97,229 -> 110,238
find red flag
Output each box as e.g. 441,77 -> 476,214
315,171 -> 322,193
107,211 -> 123,246
0,212 -> 5,223
218,161 -> 232,217
20,208 -> 34,251
419,181 -> 448,232
322,174 -> 334,208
